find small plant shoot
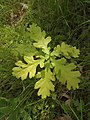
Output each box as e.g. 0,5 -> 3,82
12,23 -> 81,99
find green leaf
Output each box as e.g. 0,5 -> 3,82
51,45 -> 61,57
12,56 -> 44,80
53,58 -> 81,90
33,36 -> 51,54
11,43 -> 37,57
34,69 -> 55,99
29,23 -> 51,54
51,42 -> 80,58
29,23 -> 46,41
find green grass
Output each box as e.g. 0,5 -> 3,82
0,0 -> 90,119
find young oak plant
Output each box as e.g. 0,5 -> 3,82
12,23 -> 81,99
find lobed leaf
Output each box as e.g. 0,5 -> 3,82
11,43 -> 37,57
29,23 -> 51,54
12,56 -> 45,80
29,23 -> 46,41
33,36 -> 51,54
51,42 -> 80,58
34,69 -> 55,99
53,58 -> 81,90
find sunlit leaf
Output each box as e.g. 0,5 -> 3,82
12,56 -> 45,80
53,58 -> 81,90
29,23 -> 51,54
51,42 -> 80,59
34,69 -> 55,99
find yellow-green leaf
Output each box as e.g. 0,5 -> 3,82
51,42 -> 80,59
29,24 -> 51,54
29,23 -> 46,41
34,69 -> 55,99
12,56 -> 45,80
53,58 -> 81,90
